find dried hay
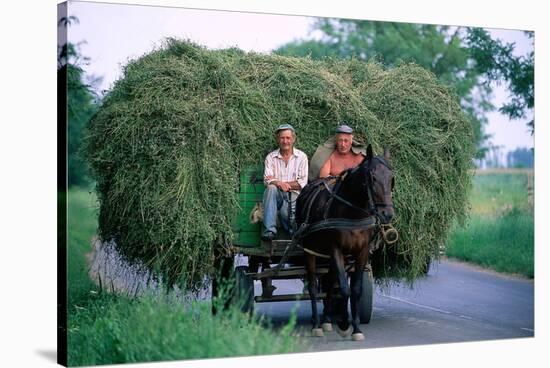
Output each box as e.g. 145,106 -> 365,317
85,40 -> 474,289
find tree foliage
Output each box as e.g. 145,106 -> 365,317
58,16 -> 99,187
276,19 -> 534,156
466,28 -> 534,133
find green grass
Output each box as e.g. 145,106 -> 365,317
69,294 -> 299,366
66,188 -> 301,366
67,188 -> 100,307
446,170 -> 534,277
446,207 -> 534,277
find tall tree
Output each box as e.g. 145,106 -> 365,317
276,19 -> 533,157
58,16 -> 100,187
466,28 -> 534,133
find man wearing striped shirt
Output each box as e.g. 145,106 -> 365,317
262,124 -> 308,240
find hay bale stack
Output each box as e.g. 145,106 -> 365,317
85,39 -> 474,289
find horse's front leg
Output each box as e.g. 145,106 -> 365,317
349,246 -> 370,341
349,266 -> 365,341
306,254 -> 324,337
320,272 -> 334,332
331,247 -> 352,337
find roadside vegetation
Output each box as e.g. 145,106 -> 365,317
67,188 -> 300,366
446,169 -> 534,277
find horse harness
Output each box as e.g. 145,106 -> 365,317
297,157 -> 394,238
267,158 -> 397,273
294,173 -> 378,257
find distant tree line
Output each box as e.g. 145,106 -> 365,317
477,146 -> 533,169
507,147 -> 533,168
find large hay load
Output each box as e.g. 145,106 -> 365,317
85,39 -> 475,290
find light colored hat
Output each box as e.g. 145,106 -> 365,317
335,124 -> 353,134
275,123 -> 295,133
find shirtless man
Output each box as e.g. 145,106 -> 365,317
319,124 -> 365,178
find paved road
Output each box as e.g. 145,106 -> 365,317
254,259 -> 534,351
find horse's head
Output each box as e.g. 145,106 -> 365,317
359,145 -> 395,224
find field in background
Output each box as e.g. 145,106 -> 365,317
446,169 -> 534,278
66,188 -> 300,366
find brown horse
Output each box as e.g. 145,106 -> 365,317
295,144 -> 394,340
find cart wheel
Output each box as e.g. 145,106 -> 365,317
359,269 -> 374,324
234,266 -> 254,313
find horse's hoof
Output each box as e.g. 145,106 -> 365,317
336,325 -> 352,338
351,332 -> 365,341
311,328 -> 324,337
321,323 -> 333,332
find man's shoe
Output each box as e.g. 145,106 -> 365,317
261,231 -> 276,241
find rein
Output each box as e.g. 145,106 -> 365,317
296,157 -> 387,239
264,155 -> 397,276
322,180 -> 371,217
324,157 -> 394,221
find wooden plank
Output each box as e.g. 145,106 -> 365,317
255,292 -> 327,303
271,249 -> 304,257
232,245 -> 269,257
259,239 -> 305,257
248,266 -> 330,280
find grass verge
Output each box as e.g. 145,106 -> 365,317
68,294 -> 299,366
446,171 -> 534,278
446,208 -> 534,277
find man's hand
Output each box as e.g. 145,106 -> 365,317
277,181 -> 292,192
266,176 -> 293,192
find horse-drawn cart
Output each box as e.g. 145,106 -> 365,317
214,166 -> 375,324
